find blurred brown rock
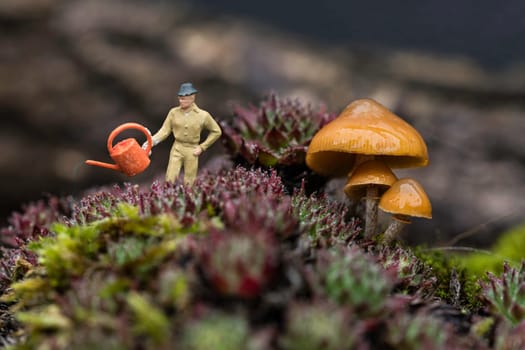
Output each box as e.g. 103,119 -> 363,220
1,0 -> 524,246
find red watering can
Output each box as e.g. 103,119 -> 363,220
85,122 -> 153,176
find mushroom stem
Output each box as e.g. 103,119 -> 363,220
383,215 -> 411,244
364,185 -> 379,239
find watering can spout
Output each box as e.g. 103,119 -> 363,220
85,159 -> 121,172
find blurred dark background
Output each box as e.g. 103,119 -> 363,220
193,0 -> 525,69
1,0 -> 524,247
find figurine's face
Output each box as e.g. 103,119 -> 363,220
178,94 -> 195,110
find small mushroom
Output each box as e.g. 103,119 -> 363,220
344,160 -> 398,238
306,99 -> 428,237
378,178 -> 432,244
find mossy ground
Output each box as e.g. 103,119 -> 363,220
0,167 -> 523,349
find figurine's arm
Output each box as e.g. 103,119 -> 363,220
199,113 -> 222,151
151,112 -> 173,146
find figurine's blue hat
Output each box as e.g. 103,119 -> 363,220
178,82 -> 198,96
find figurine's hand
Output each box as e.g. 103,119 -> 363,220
193,146 -> 203,156
142,141 -> 153,156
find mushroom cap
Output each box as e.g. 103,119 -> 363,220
306,99 -> 429,177
378,178 -> 432,219
343,160 -> 398,199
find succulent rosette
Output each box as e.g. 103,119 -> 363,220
222,94 -> 335,167
199,230 -> 279,299
377,246 -> 437,297
221,94 -> 336,192
480,261 -> 525,325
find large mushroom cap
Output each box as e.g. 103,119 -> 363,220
378,178 -> 432,219
343,159 -> 398,199
306,99 -> 429,177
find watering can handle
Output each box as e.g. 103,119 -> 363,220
107,122 -> 153,154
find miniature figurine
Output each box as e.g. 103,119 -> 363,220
144,83 -> 222,185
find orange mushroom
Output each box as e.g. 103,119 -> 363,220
306,98 -> 429,237
343,160 -> 398,238
378,178 -> 432,243
306,98 -> 428,176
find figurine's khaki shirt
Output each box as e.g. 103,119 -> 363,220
152,103 -> 221,150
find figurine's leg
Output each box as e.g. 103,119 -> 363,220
183,147 -> 199,186
166,145 -> 183,183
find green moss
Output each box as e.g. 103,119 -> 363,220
27,224 -> 100,287
413,248 -> 452,298
493,224 -> 525,259
459,252 -> 506,277
7,203 -> 193,347
413,247 -> 481,310
457,223 -> 525,277
5,277 -> 50,308
15,305 -> 71,332
24,204 -> 182,289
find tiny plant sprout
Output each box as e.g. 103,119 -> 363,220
378,178 -> 432,244
306,99 -> 428,238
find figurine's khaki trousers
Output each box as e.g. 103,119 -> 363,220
166,141 -> 199,185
